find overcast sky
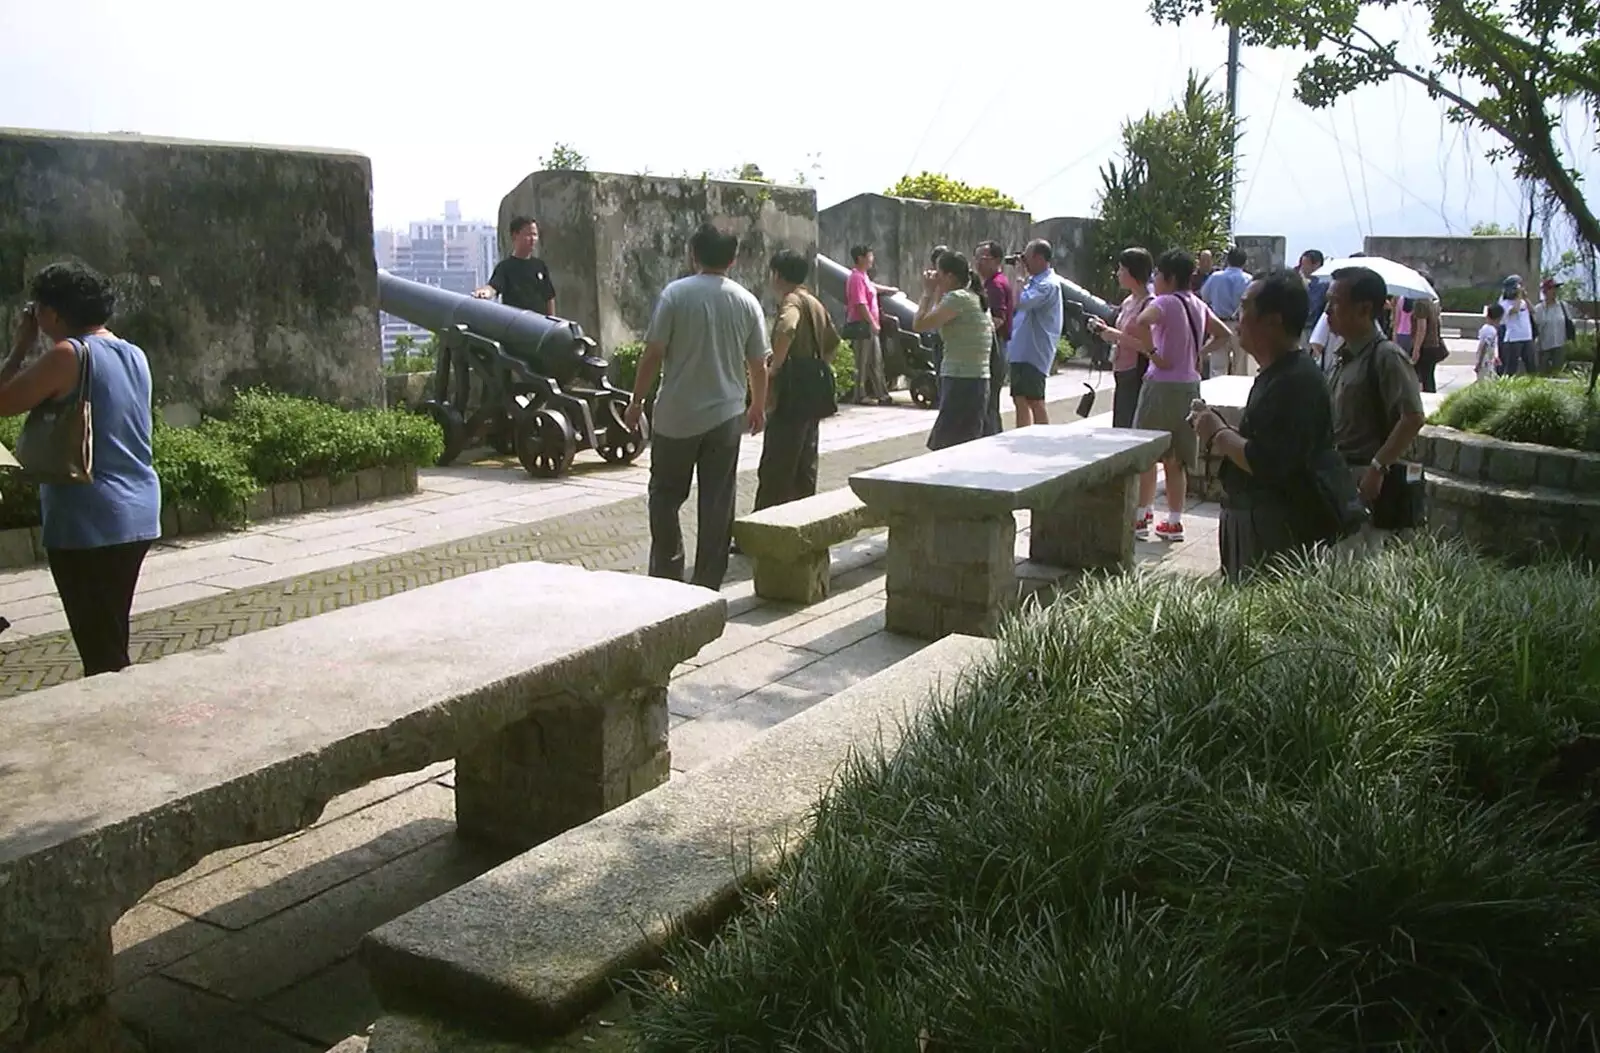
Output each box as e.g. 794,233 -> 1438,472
3,0 -> 1593,271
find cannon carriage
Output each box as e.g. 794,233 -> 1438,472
378,272 -> 647,478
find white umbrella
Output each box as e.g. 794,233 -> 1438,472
1313,256 -> 1437,300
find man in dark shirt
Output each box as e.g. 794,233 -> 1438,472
974,240 -> 1013,435
1190,272 -> 1354,581
474,216 -> 557,314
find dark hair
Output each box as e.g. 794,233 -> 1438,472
769,248 -> 809,285
1486,303 -> 1506,321
690,223 -> 739,270
1155,249 -> 1196,289
976,240 -> 1004,262
849,244 -> 871,265
936,251 -> 987,310
1025,238 -> 1053,263
1225,246 -> 1248,268
930,244 -> 950,265
30,261 -> 116,330
1247,272 -> 1310,338
1117,247 -> 1154,285
1299,248 -> 1325,267
509,216 -> 535,235
1330,265 -> 1388,318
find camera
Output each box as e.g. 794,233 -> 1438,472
1003,253 -> 1022,265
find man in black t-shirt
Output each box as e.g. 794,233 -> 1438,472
474,215 -> 557,314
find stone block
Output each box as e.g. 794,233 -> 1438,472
455,684 -> 671,851
355,467 -> 386,502
884,512 -> 1015,640
28,529 -> 45,564
402,464 -> 419,493
1407,432 -> 1433,466
271,480 -> 303,517
1454,438 -> 1487,481
381,464 -> 408,497
244,487 -> 273,523
1572,454 -> 1600,495
1426,430 -> 1460,474
362,635 -> 995,1039
300,475 -> 332,512
1485,445 -> 1538,488
329,474 -> 359,506
1030,474 -> 1137,570
752,550 -> 830,605
176,504 -> 214,536
733,488 -> 883,563
158,505 -> 179,540
1536,450 -> 1575,490
0,528 -> 35,569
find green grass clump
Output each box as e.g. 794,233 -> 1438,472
1432,375 -> 1600,452
630,538 -> 1600,1051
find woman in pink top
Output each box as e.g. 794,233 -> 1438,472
844,245 -> 891,405
1086,247 -> 1155,429
1123,248 -> 1234,543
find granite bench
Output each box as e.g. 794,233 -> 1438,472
0,562 -> 725,1053
849,422 -> 1172,640
731,488 -> 887,604
360,633 -> 994,1047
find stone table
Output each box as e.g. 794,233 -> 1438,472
849,423 -> 1170,639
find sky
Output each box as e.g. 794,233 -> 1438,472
2,0 -> 1595,273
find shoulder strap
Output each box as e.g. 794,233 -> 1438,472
1180,293 -> 1205,370
68,337 -> 93,404
1363,340 -> 1399,437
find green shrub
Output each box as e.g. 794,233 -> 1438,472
1055,335 -> 1077,363
1438,285 -> 1504,313
1433,375 -> 1600,451
152,418 -> 260,526
1564,338 -> 1595,363
223,389 -> 440,483
384,349 -> 436,375
0,416 -> 37,530
885,171 -> 1023,211
830,342 -> 856,400
609,342 -> 646,393
632,539 -> 1600,1050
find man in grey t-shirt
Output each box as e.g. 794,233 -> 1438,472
625,222 -> 769,589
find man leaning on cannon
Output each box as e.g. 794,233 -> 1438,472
475,215 -> 557,315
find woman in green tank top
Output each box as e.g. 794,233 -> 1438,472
914,251 -> 994,451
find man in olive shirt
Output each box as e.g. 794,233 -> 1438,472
474,216 -> 557,314
1325,266 -> 1426,546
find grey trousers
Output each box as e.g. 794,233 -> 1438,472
648,412 -> 744,590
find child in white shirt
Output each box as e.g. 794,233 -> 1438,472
1476,303 -> 1504,380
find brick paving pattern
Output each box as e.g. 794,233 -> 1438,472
0,427 -> 944,699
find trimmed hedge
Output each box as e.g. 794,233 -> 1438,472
1432,375 -> 1600,452
0,390 -> 443,533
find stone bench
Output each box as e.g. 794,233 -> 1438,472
360,633 -> 994,1048
731,488 -> 887,604
0,563 -> 725,1053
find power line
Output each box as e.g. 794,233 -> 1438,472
1346,96 -> 1377,233
1237,59 -> 1290,217
1324,100 -> 1368,239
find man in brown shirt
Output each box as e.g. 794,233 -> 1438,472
1326,266 -> 1426,546
753,249 -> 840,512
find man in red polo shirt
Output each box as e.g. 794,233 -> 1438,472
974,241 -> 1013,435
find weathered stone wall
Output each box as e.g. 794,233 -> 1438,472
1413,425 -> 1600,564
1234,234 -> 1287,275
0,128 -> 382,411
499,171 -> 817,353
1364,235 -> 1542,291
1031,216 -> 1100,287
817,193 -> 1032,295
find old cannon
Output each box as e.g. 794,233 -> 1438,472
377,272 -> 646,478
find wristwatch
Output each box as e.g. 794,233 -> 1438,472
1369,457 -> 1386,473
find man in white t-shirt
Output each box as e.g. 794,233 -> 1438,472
1496,274 -> 1535,375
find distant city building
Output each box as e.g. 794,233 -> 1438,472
375,200 -> 499,357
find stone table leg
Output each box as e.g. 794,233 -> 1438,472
751,549 -> 829,605
454,682 -> 671,851
2,929 -> 123,1053
1029,473 -> 1138,570
883,511 -> 1016,640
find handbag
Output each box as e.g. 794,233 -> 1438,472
1363,344 -> 1425,531
839,318 -> 872,342
16,337 -> 94,485
1291,446 -> 1369,545
776,293 -> 840,420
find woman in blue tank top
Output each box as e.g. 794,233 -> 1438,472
4,262 -> 161,676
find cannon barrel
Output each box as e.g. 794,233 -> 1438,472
377,271 -> 594,385
814,254 -> 920,330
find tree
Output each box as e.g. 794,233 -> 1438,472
1148,0 -> 1600,251
539,143 -> 589,171
1089,71 -> 1239,292
885,172 -> 1023,211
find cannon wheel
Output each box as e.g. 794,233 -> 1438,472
487,413 -> 517,455
515,408 -> 576,479
597,400 -> 648,465
908,372 -> 939,409
419,400 -> 467,466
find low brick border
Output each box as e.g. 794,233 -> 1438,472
1411,425 -> 1600,492
0,464 -> 420,570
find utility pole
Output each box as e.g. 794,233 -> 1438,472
1225,24 -> 1241,238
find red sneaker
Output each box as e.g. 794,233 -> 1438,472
1154,520 -> 1185,542
1134,511 -> 1152,541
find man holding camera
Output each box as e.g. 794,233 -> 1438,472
1005,239 -> 1063,427
974,241 -> 1013,435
